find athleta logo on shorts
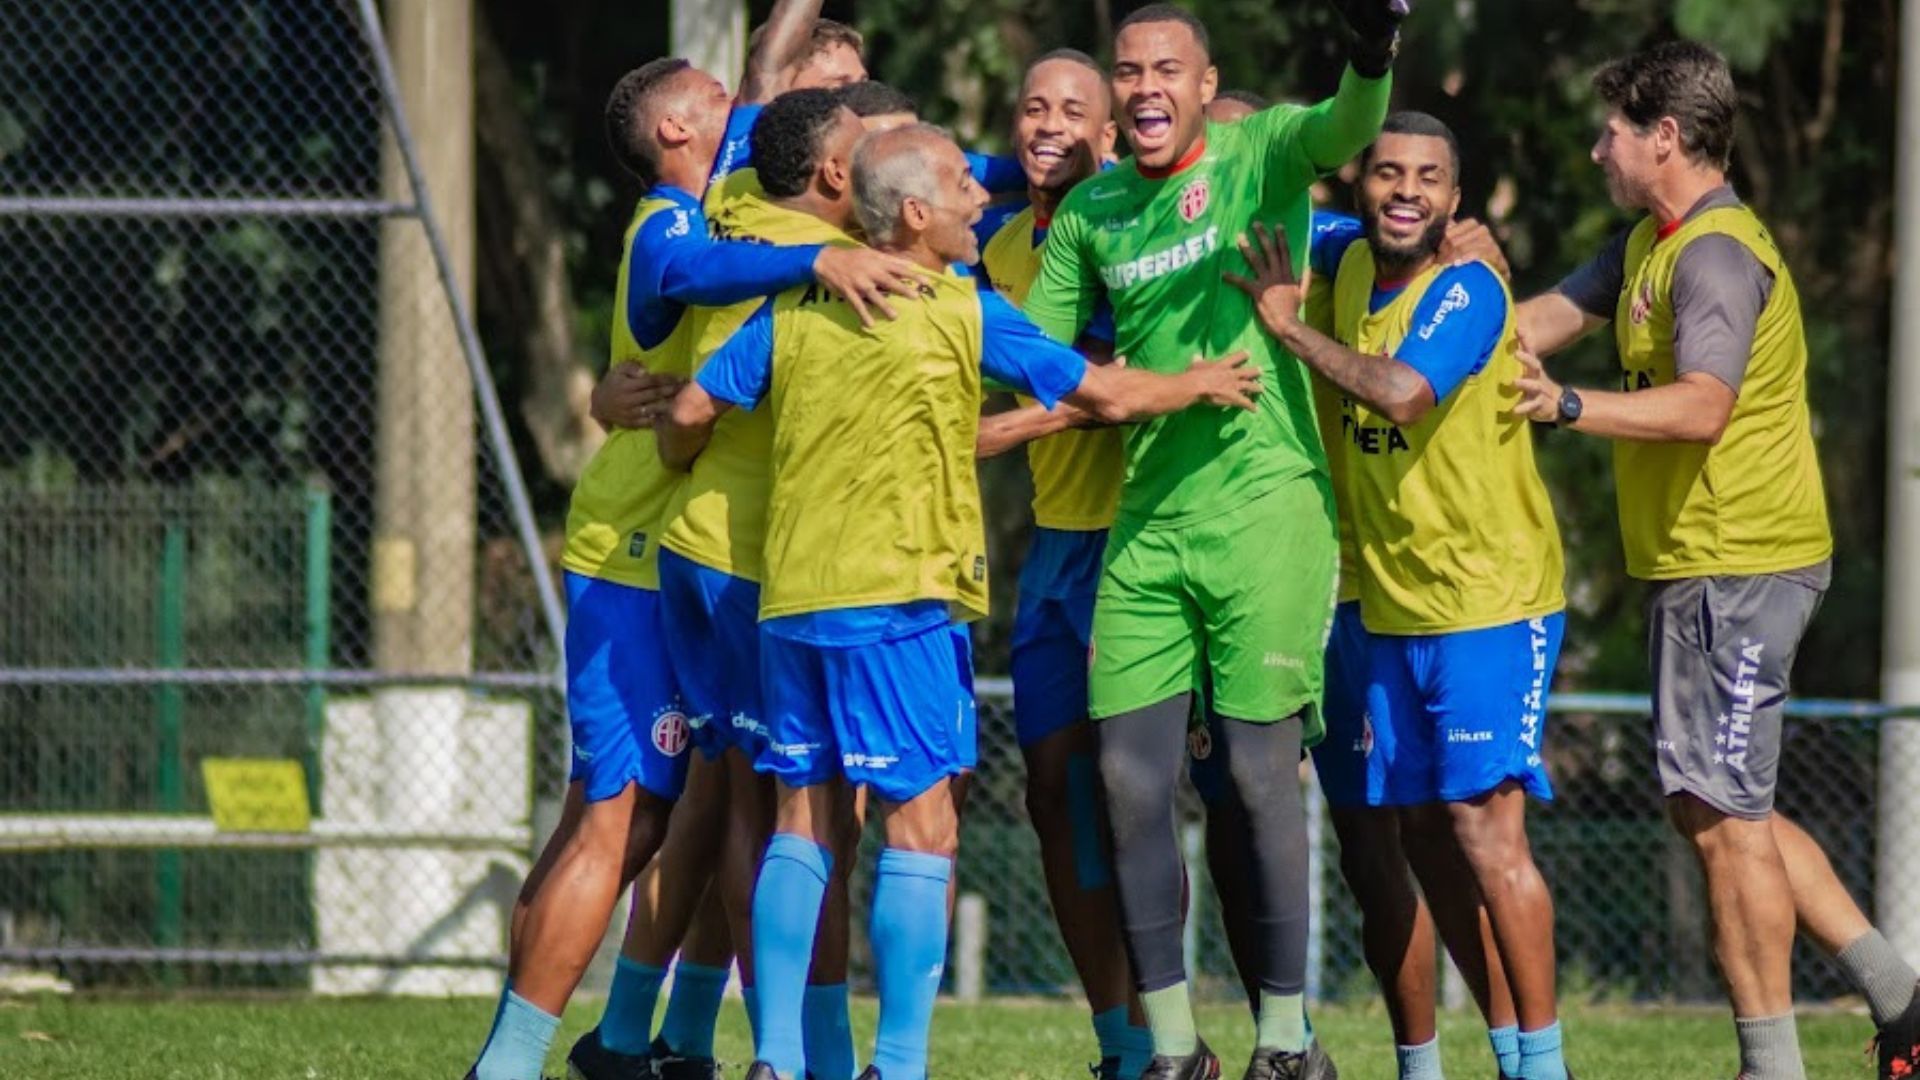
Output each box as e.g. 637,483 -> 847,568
1521,617 -> 1549,768
1715,638 -> 1766,771
843,752 -> 900,770
1178,178 -> 1210,223
651,710 -> 690,757
1098,226 -> 1220,291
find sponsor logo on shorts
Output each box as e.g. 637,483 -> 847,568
628,531 -> 648,558
1178,178 -> 1210,223
1263,651 -> 1305,671
1447,729 -> 1494,744
573,746 -> 594,763
1188,725 -> 1213,761
1521,618 -> 1549,769
651,710 -> 690,757
730,712 -> 770,740
843,752 -> 900,770
1715,638 -> 1766,771
767,738 -> 821,760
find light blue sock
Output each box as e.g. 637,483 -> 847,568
745,985 -> 762,1046
803,983 -> 857,1080
1117,1022 -> 1156,1079
868,848 -> 953,1080
1396,1037 -> 1444,1080
473,987 -> 560,1080
1516,1022 -> 1567,1080
658,961 -> 729,1059
1489,1025 -> 1521,1078
750,834 -> 832,1079
1092,1006 -> 1129,1063
599,957 -> 666,1055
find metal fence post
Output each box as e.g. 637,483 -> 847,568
305,485 -> 332,814
154,518 -> 187,973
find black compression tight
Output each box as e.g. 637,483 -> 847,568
1098,696 -> 1310,996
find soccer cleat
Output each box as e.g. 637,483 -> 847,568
650,1037 -> 720,1080
1141,1040 -> 1222,1080
564,1027 -> 655,1080
1240,1040 -> 1338,1080
1877,985 -> 1920,1080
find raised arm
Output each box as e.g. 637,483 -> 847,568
737,0 -> 825,105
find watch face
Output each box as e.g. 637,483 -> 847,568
1559,388 -> 1582,422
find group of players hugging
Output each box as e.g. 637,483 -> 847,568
463,4 -> 1917,1080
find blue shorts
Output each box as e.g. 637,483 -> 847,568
658,547 -> 765,759
1368,612 -> 1565,806
758,620 -> 976,804
1308,602 -> 1388,808
563,572 -> 690,803
1010,528 -> 1104,748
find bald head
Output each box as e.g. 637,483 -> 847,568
852,124 -> 985,264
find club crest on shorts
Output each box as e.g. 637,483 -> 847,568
1178,177 -> 1210,223
651,710 -> 689,757
1188,724 -> 1213,761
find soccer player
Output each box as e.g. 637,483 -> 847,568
748,16 -> 867,91
1021,4 -> 1403,1077
658,87 -> 880,1080
1507,42 -> 1920,1080
464,15 -> 928,1080
969,49 -> 1151,1080
1231,111 -> 1570,1080
658,122 -> 1263,1080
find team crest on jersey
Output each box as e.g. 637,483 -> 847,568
651,710 -> 690,757
1178,178 -> 1210,223
1630,279 -> 1655,325
1188,724 -> 1213,762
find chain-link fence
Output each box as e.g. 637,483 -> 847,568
0,0 -> 566,993
0,0 -> 1903,1012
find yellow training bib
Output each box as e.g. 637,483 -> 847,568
1331,245 -> 1565,634
561,196 -> 701,590
760,269 -> 991,622
1612,206 -> 1831,580
981,205 -> 1123,532
660,173 -> 857,582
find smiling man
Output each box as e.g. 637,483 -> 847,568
1020,5 -> 1404,1079
1232,111 -> 1571,1080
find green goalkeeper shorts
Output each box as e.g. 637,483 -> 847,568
1088,474 -> 1337,742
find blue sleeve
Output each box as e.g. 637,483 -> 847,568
1392,263 -> 1508,404
1309,212 -> 1364,278
628,204 -> 821,323
710,104 -> 764,185
693,299 -> 776,410
966,151 -> 1028,195
1082,301 -> 1116,345
977,290 -> 1088,408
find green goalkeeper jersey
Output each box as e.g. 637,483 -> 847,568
1025,68 -> 1390,528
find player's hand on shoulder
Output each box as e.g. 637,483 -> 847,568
1225,222 -> 1307,341
1442,217 -> 1511,280
1188,350 -> 1262,411
592,363 -> 686,431
1510,343 -> 1562,424
812,247 -> 935,328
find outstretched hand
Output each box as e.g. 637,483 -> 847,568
1511,344 -> 1563,424
1223,222 -> 1307,342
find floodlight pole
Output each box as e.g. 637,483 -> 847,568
1878,0 -> 1920,962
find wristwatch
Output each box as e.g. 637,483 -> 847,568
1555,386 -> 1584,427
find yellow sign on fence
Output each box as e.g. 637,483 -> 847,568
201,758 -> 312,833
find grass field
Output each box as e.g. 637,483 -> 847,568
0,993 -> 1884,1079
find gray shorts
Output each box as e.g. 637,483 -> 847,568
1646,561 -> 1829,820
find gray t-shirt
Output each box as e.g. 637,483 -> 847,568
1553,185 -> 1775,392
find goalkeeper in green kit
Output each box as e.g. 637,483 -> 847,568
1023,3 -> 1406,1078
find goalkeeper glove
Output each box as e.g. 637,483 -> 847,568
1330,0 -> 1410,78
